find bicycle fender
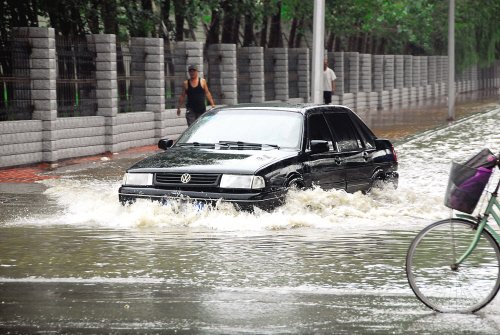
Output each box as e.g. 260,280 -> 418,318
455,213 -> 477,222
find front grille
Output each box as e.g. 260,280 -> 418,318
155,172 -> 220,186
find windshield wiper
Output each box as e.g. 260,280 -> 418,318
177,142 -> 215,148
218,141 -> 280,149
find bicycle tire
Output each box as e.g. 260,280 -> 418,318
406,218 -> 500,313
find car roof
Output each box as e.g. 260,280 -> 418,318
216,103 -> 354,115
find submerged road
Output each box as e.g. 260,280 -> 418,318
0,94 -> 499,334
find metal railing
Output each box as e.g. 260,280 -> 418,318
0,39 -> 32,121
56,36 -> 97,117
164,45 -> 182,109
117,43 -> 146,113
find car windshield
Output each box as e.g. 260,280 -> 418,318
176,109 -> 303,149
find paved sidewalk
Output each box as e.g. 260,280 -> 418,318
0,145 -> 159,183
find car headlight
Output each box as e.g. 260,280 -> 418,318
122,173 -> 153,186
220,175 -> 265,189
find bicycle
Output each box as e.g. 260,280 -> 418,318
405,149 -> 500,313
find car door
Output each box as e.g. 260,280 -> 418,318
302,111 -> 346,190
324,109 -> 374,193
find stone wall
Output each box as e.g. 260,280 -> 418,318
1,27 -> 499,168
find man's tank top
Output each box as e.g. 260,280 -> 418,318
186,79 -> 206,114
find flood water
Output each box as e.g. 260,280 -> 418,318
1,97 -> 500,334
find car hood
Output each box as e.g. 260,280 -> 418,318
128,147 -> 299,174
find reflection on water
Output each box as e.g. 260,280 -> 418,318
0,102 -> 499,333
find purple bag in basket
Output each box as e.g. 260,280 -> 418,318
446,166 -> 493,213
459,167 -> 493,194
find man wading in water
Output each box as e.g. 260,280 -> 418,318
177,64 -> 216,126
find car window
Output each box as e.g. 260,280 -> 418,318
348,113 -> 376,149
177,109 -> 303,149
324,112 -> 363,152
307,113 -> 335,150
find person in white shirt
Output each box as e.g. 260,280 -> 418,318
323,59 -> 337,104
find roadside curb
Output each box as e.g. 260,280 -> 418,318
0,145 -> 159,183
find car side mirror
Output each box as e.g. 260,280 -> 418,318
310,140 -> 329,154
158,138 -> 174,150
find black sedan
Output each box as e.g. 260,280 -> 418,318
119,103 -> 398,210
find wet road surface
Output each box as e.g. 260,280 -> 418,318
1,93 -> 499,334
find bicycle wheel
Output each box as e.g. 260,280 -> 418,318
406,218 -> 500,313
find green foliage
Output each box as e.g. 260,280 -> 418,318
0,0 -> 498,68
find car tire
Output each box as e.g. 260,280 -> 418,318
287,178 -> 304,190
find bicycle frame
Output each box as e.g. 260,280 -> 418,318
455,178 -> 500,266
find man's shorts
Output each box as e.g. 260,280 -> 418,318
186,110 -> 204,126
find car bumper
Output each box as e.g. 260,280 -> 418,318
118,186 -> 286,211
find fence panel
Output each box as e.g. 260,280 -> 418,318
0,39 -> 31,121
164,44 -> 184,109
264,50 -> 275,101
56,36 -> 97,117
117,43 -> 146,113
288,50 -> 299,99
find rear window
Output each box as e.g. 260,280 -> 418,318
324,113 -> 363,151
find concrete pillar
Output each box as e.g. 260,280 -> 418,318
136,38 -> 165,139
297,48 -> 310,102
270,48 -> 289,101
237,47 -> 264,103
359,54 -> 372,92
332,52 -> 344,95
428,56 -> 438,97
383,55 -> 394,91
93,34 -> 118,152
20,27 -> 58,162
441,56 -> 449,95
394,55 -> 404,89
412,57 -> 421,87
404,55 -> 413,88
346,52 -> 359,94
372,55 -> 383,93
174,41 -> 204,79
208,44 -> 237,105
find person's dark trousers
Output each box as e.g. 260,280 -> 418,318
323,91 -> 332,104
186,109 -> 204,126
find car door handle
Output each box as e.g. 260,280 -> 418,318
362,152 -> 369,161
334,157 -> 342,165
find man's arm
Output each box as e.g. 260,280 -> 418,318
176,81 -> 188,116
202,79 -> 215,108
330,69 -> 336,94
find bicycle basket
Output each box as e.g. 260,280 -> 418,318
444,149 -> 495,214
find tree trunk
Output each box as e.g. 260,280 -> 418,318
206,8 -> 220,45
326,32 -> 335,51
102,0 -> 118,35
242,14 -> 254,46
87,0 -> 100,34
27,0 -> 38,27
221,1 -> 234,43
173,0 -> 185,41
288,18 -> 298,48
232,15 -> 240,45
268,1 -> 283,48
160,0 -> 172,39
260,17 -> 268,47
294,19 -> 304,47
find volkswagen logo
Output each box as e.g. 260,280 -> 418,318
180,173 -> 191,184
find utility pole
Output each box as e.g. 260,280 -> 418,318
448,0 -> 455,121
311,0 -> 325,104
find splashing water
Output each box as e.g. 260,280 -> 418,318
10,108 -> 500,232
